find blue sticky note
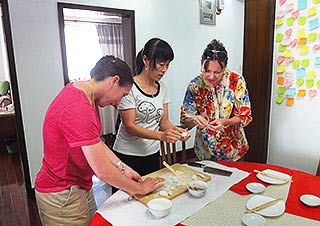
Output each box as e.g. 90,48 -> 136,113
315,57 -> 320,65
286,88 -> 296,97
298,0 -> 307,10
297,68 -> 306,77
309,18 -> 319,30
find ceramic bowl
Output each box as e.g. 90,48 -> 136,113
147,198 -> 172,218
246,182 -> 266,194
188,180 -> 209,198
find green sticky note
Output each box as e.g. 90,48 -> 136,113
292,60 -> 300,68
276,33 -> 284,42
278,44 -> 286,52
316,80 -> 320,88
301,59 -> 310,68
298,16 -> 307,25
276,95 -> 285,104
306,79 -> 314,88
314,0 -> 320,3
296,78 -> 304,87
308,32 -> 318,41
278,86 -> 286,95
287,17 -> 294,26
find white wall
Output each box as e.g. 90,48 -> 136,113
8,0 -> 244,186
268,0 -> 320,174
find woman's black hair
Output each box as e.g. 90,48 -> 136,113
201,39 -> 228,71
90,55 -> 133,87
136,38 -> 174,74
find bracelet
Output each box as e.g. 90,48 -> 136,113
116,160 -> 126,173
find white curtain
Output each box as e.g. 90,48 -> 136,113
96,23 -> 124,135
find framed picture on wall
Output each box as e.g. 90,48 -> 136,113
199,0 -> 216,25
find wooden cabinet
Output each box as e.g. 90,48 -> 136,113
0,112 -> 16,139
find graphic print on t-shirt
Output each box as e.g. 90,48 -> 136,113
137,101 -> 163,124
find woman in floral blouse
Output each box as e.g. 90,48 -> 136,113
180,39 -> 252,161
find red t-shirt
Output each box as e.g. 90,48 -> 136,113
35,84 -> 101,193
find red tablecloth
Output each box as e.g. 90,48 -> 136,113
89,161 -> 320,225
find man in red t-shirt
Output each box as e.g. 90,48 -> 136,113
35,56 -> 164,226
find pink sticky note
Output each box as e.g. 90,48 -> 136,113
313,44 -> 320,50
280,0 -> 287,6
290,39 -> 297,48
277,56 -> 286,64
286,4 -> 294,12
292,10 -> 299,19
309,89 -> 317,98
283,38 -> 291,46
285,80 -> 293,88
286,57 -> 295,63
277,11 -> 286,18
285,29 -> 292,38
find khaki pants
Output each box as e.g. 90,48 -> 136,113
36,185 -> 97,226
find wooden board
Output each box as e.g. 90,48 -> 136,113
132,163 -> 211,206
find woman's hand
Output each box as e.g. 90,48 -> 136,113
122,165 -> 143,183
160,128 -> 184,143
192,115 -> 210,129
136,177 -> 165,195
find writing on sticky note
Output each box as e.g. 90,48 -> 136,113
297,29 -> 306,38
307,70 -> 316,79
308,32 -> 317,41
277,65 -> 286,73
306,79 -> 314,88
297,89 -> 306,97
283,49 -> 291,57
286,88 -> 296,96
307,7 -> 317,16
297,68 -> 306,77
276,95 -> 285,104
296,78 -> 304,87
286,18 -> 294,26
300,46 -> 309,55
286,97 -> 294,106
301,59 -> 310,68
276,33 -> 284,42
298,0 -> 307,10
298,16 -> 307,25
315,56 -> 320,65
277,76 -> 285,85
309,18 -> 319,30
292,60 -> 300,68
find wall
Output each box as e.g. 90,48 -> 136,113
268,0 -> 320,174
0,5 -> 10,82
8,0 -> 244,186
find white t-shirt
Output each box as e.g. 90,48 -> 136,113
113,80 -> 170,156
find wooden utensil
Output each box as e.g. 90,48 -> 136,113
244,198 -> 282,214
254,169 -> 292,182
162,161 -> 194,189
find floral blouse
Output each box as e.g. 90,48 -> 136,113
180,70 -> 252,161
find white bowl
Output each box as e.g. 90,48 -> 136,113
300,194 -> 320,207
246,182 -> 266,194
147,198 -> 172,218
188,180 -> 209,198
242,213 -> 266,226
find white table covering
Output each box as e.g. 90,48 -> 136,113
97,161 -> 249,226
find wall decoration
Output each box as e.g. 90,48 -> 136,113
199,0 -> 216,25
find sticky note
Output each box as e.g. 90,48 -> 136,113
298,0 -> 307,10
297,29 -> 306,38
315,56 -> 320,65
286,3 -> 294,12
286,17 -> 294,26
300,46 -> 309,55
301,59 -> 310,68
307,70 -> 316,79
283,38 -> 291,46
276,95 -> 285,104
298,16 -> 307,25
316,80 -> 320,88
308,89 -> 317,98
309,18 -> 319,30
278,86 -> 286,95
277,76 -> 285,85
298,38 -> 307,45
292,60 -> 300,68
307,7 -> 317,16
276,33 -> 284,42
277,19 -> 284,26
308,33 -> 317,41
286,88 -> 296,96
286,97 -> 294,106
286,57 -> 294,63
277,65 -> 286,73
296,78 -> 304,87
313,0 -> 320,3
283,49 -> 291,57
285,80 -> 293,88
297,68 -> 306,77
277,11 -> 286,18
280,0 -> 286,6
290,39 -> 297,48
314,44 -> 320,50
297,89 -> 306,97
285,29 -> 292,38
292,10 -> 299,19
277,56 -> 286,64
278,44 -> 286,52
306,79 -> 314,88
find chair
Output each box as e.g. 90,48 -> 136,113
160,140 -> 186,168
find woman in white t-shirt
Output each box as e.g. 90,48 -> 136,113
113,38 -> 190,176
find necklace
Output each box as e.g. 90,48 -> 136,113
87,81 -> 95,108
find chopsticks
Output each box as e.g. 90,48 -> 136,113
254,170 -> 293,182
244,198 -> 282,214
162,161 -> 194,189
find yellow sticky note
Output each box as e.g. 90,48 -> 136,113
286,97 -> 294,106
277,65 -> 286,73
307,70 -> 316,79
283,49 -> 291,58
301,59 -> 310,68
297,89 -> 306,97
300,46 -> 309,55
308,33 -> 317,41
308,7 -> 317,17
286,18 -> 294,26
277,19 -> 284,26
297,29 -> 306,39
292,60 -> 300,68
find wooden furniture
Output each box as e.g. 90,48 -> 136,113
0,111 -> 16,139
160,140 -> 186,167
